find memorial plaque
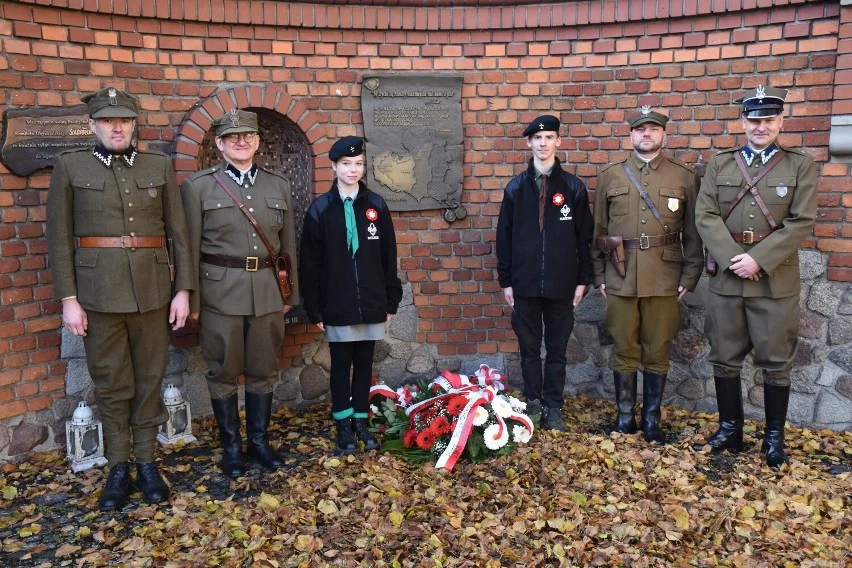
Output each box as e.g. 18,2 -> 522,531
361,74 -> 463,212
1,106 -> 95,176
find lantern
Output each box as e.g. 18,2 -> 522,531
65,402 -> 107,472
157,384 -> 197,445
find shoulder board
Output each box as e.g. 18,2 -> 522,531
599,156 -> 628,173
667,157 -> 695,173
136,149 -> 168,158
779,146 -> 807,156
716,148 -> 739,155
258,165 -> 288,182
187,166 -> 218,181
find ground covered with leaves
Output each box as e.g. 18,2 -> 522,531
0,395 -> 849,567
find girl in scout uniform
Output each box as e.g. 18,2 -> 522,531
299,137 -> 403,454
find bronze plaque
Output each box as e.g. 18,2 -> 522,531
1,106 -> 95,176
361,74 -> 463,212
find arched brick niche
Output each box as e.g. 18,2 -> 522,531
173,85 -> 328,241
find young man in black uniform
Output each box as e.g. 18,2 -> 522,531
496,115 -> 594,431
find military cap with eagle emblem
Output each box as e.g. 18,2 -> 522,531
628,106 -> 669,129
213,109 -> 259,137
81,87 -> 140,119
522,115 -> 560,137
329,136 -> 365,162
736,85 -> 787,118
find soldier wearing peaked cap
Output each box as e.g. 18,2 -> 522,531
180,109 -> 300,477
496,115 -> 594,431
47,88 -> 195,510
591,107 -> 703,444
694,86 -> 817,468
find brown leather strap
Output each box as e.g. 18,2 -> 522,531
76,236 -> 166,248
732,150 -> 782,230
621,162 -> 665,228
622,232 -> 681,250
200,253 -> 274,271
212,172 -> 279,260
729,231 -> 771,244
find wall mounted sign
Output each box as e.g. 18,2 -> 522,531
361,74 -> 465,218
1,106 -> 95,176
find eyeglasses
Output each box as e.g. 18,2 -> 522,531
222,133 -> 258,144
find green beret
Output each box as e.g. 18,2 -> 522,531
629,107 -> 669,129
81,88 -> 139,119
213,110 -> 259,137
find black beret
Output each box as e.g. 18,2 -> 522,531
329,136 -> 365,162
522,115 -> 560,137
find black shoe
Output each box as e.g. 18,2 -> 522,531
335,418 -> 358,455
641,371 -> 666,444
763,383 -> 790,469
353,418 -> 379,451
211,395 -> 246,478
693,376 -> 744,453
613,371 -> 638,434
135,462 -> 170,504
542,407 -> 567,432
98,461 -> 131,511
245,392 -> 284,470
526,399 -> 544,424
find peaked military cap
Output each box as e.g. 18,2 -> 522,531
329,136 -> 365,162
81,88 -> 140,119
629,106 -> 669,129
736,85 -> 787,119
214,109 -> 259,137
522,115 -> 560,137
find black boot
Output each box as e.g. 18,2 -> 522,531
98,461 -> 131,511
135,462 -> 170,504
244,392 -> 284,470
335,418 -> 358,455
612,371 -> 638,434
211,395 -> 246,478
693,376 -> 744,453
353,418 -> 379,451
763,384 -> 790,468
641,371 -> 667,444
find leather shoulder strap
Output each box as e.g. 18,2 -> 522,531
621,162 -> 665,229
212,172 -> 278,258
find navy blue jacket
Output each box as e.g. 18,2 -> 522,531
496,158 -> 593,299
299,180 -> 402,326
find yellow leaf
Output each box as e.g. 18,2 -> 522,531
2,486 -> 18,500
463,526 -> 476,537
324,458 -> 341,468
76,526 -> 91,538
294,534 -> 316,552
388,511 -> 404,527
259,493 -> 280,512
18,524 -> 41,537
570,492 -> 588,504
448,515 -> 462,529
671,506 -> 689,530
429,534 -> 441,547
195,485 -> 207,493
552,543 -> 565,558
633,481 -> 647,491
804,439 -> 820,451
740,506 -> 756,518
317,499 -> 339,515
600,439 -> 615,452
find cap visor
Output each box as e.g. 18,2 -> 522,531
742,108 -> 782,119
91,107 -> 138,118
631,118 -> 666,129
217,126 -> 258,137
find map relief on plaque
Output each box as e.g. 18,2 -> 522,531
361,75 -> 464,214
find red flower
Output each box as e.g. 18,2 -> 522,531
371,376 -> 380,386
416,428 -> 437,450
447,396 -> 468,416
431,415 -> 450,435
403,428 -> 418,448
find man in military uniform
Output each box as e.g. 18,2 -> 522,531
591,108 -> 703,443
47,88 -> 194,510
694,86 -> 816,468
496,115 -> 594,431
181,110 -> 299,478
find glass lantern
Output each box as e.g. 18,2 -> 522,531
65,402 -> 108,472
157,384 -> 197,445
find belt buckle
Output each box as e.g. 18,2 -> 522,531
120,236 -> 135,249
245,257 -> 259,271
742,230 -> 754,245
639,235 -> 650,250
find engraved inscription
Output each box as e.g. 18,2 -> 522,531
1,106 -> 95,176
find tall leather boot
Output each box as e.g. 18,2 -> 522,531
641,371 -> 667,444
211,395 -> 246,478
693,376 -> 744,452
612,371 -> 638,434
762,383 -> 790,468
244,392 -> 284,470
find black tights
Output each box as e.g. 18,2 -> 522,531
329,341 -> 376,414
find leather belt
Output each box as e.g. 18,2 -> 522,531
623,232 -> 680,250
200,253 -> 273,272
76,236 -> 165,249
730,230 -> 771,244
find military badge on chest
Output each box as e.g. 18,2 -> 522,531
776,182 -> 788,198
667,198 -> 679,212
366,208 -> 380,240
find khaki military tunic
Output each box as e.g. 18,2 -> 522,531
695,145 -> 817,382
46,147 -> 194,462
181,162 -> 299,397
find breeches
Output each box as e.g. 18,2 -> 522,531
606,294 -> 680,374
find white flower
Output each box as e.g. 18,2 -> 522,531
490,396 -> 514,418
512,424 -> 532,444
508,396 -> 527,411
370,404 -> 379,414
483,423 -> 509,450
472,406 -> 489,426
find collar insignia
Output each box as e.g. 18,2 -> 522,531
93,145 -> 137,168
225,163 -> 257,186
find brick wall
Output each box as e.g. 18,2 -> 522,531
0,0 -> 848,434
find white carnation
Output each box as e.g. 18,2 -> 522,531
508,396 -> 527,411
472,406 -> 489,426
490,396 -> 514,418
512,424 -> 532,444
370,404 -> 379,414
483,423 -> 509,450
